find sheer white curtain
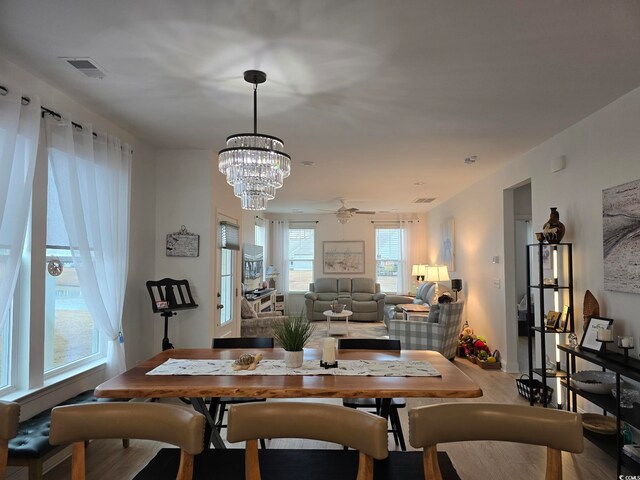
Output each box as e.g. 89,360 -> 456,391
0,88 -> 40,328
45,115 -> 132,378
398,220 -> 415,295
271,220 -> 289,295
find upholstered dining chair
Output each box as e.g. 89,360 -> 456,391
227,402 -> 388,480
337,338 -> 406,450
49,402 -> 205,480
0,401 -> 20,479
409,403 -> 584,480
211,336 -> 274,448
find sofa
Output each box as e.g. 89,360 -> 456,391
383,281 -> 451,326
240,297 -> 287,337
304,278 -> 386,322
388,301 -> 465,359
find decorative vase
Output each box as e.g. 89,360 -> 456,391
284,350 -> 304,368
542,207 -> 566,244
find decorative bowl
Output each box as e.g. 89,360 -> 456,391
331,303 -> 345,313
570,370 -> 616,394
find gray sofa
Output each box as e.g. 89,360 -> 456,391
304,278 -> 386,322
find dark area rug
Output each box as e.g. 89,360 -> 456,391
134,448 -> 461,480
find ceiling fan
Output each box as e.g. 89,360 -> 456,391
330,199 -> 376,224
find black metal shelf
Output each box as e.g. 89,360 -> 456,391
532,367 -> 568,379
529,285 -> 572,290
558,345 -> 640,384
531,326 -> 574,334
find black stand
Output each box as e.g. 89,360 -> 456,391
620,346 -> 634,362
596,339 -> 614,356
146,278 -> 198,351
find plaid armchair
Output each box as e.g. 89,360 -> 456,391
388,301 -> 464,360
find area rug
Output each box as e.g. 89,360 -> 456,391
134,448 -> 461,480
306,321 -> 389,349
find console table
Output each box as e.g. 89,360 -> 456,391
244,288 -> 276,314
559,344 -> 640,475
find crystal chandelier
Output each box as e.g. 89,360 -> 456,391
218,70 -> 291,210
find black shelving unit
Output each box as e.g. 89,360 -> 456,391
559,344 -> 640,476
526,242 -> 574,408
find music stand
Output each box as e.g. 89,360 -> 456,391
146,278 -> 198,351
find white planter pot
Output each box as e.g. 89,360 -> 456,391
284,350 -> 304,368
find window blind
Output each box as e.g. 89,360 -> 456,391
219,221 -> 240,250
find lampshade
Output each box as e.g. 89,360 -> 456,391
218,70 -> 291,211
425,265 -> 450,282
265,265 -> 279,278
411,264 -> 427,278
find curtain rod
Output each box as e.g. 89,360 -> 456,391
0,84 -> 133,152
370,220 -> 419,224
271,220 -> 319,224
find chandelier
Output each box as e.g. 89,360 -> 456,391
218,70 -> 291,210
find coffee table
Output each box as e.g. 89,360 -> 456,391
322,309 -> 352,336
398,303 -> 429,320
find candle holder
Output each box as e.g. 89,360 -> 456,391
320,360 -> 338,369
617,336 -> 635,362
596,339 -> 614,356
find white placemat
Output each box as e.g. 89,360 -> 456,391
146,359 -> 440,377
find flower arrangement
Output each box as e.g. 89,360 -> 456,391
458,322 -> 496,365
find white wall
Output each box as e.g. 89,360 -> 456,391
426,85 -> 640,373
154,150 -> 243,346
267,212 -> 428,313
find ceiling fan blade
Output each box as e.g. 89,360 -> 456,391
355,211 -> 376,215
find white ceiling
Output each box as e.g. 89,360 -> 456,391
1,0 -> 640,214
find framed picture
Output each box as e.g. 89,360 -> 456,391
557,305 -> 570,332
545,310 -> 560,329
580,316 -> 614,352
440,217 -> 455,271
166,225 -> 199,257
323,241 -> 365,274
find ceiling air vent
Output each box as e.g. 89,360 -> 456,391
60,57 -> 106,79
413,197 -> 436,204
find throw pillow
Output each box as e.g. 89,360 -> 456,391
426,304 -> 440,323
241,298 -> 257,319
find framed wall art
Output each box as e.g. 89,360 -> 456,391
440,217 -> 455,272
166,225 -> 199,257
580,316 -> 614,353
603,178 -> 640,294
323,241 -> 365,274
556,305 -> 570,332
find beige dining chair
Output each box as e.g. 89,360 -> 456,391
227,402 -> 389,480
49,402 -> 205,480
409,403 -> 584,480
0,401 -> 20,479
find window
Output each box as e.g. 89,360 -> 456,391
43,158 -> 101,374
220,248 -> 234,325
0,306 -> 13,392
288,227 -> 314,292
375,227 -> 401,293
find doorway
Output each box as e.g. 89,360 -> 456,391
215,213 -> 240,338
503,181 -> 532,373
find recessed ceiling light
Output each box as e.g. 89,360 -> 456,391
413,181 -> 424,186
464,155 -> 477,165
301,161 -> 315,166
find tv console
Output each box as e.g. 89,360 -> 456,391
245,288 -> 276,314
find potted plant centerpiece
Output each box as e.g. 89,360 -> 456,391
272,314 -> 315,368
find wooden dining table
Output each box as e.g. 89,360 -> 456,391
95,347 -> 482,448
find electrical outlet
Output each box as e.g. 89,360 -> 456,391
493,278 -> 501,289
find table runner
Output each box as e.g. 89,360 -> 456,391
146,359 -> 441,377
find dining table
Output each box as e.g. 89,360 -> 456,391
95,347 -> 483,449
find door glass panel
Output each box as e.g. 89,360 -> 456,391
220,248 -> 233,325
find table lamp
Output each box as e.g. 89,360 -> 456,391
411,264 -> 427,281
425,265 -> 450,300
265,265 -> 279,289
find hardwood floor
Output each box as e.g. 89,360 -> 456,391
43,358 -> 616,480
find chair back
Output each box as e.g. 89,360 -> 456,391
50,403 -> 205,480
228,402 -> 388,480
212,337 -> 274,349
0,401 -> 20,479
409,403 -> 583,480
338,338 -> 400,351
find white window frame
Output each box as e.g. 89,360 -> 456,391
375,226 -> 402,294
287,226 -> 315,293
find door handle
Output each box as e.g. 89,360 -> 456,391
217,304 -> 224,310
